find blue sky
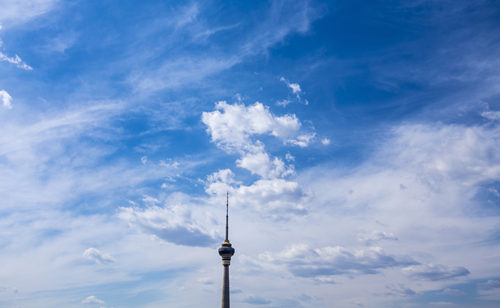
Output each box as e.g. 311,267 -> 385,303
1,0 -> 500,307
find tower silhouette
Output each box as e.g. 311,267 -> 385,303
218,192 -> 235,308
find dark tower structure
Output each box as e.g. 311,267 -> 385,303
218,192 -> 235,308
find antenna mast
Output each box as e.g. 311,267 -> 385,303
225,191 -> 229,241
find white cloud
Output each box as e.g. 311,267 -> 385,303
380,124 -> 500,185
403,264 -> 470,281
481,110 -> 500,120
118,197 -> 219,247
321,137 -> 331,145
280,76 -> 302,99
83,248 -> 115,265
258,244 -> 417,280
202,101 -> 302,152
131,57 -> 237,93
205,168 -> 238,195
42,31 -> 78,53
126,0 -> 320,97
173,3 -> 199,28
0,0 -> 58,26
207,168 -> 237,185
287,132 -> 316,147
358,231 -> 398,244
202,101 -> 311,217
276,99 -> 291,107
142,195 -> 159,205
291,120 -> 500,304
235,178 -> 307,216
0,89 -> 12,109
385,284 -> 416,297
289,83 -> 301,94
205,170 -> 307,217
237,149 -> 293,179
0,51 -> 32,70
82,295 -> 104,305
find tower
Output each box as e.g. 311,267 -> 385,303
218,192 -> 235,308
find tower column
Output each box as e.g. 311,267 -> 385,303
218,193 -> 235,308
222,264 -> 230,308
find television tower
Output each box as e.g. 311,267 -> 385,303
218,192 -> 235,308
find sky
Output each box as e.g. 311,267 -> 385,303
0,0 -> 500,307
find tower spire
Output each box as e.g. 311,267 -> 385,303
225,191 -> 229,241
218,193 -> 235,308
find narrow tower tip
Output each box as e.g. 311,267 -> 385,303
225,191 -> 229,242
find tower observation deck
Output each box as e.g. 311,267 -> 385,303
218,192 -> 235,308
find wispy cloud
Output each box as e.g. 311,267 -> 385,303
257,244 -> 417,280
385,284 -> 416,297
83,248 -> 115,265
0,51 -> 32,70
242,295 -> 272,305
403,264 -> 470,281
82,295 -> 104,305
130,57 -> 238,93
127,0 -> 322,95
280,76 -> 302,98
119,196 -> 219,247
0,0 -> 58,26
357,231 -> 398,245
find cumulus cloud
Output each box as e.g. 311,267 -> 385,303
83,248 -> 115,265
236,149 -> 293,179
119,201 -> 218,247
0,90 -> 12,109
205,169 -> 238,195
202,101 -> 303,152
82,295 -> 104,305
206,171 -> 307,217
403,264 -> 470,281
202,101 -> 313,217
234,179 -> 307,216
259,244 -> 417,280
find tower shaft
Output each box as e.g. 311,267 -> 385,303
218,192 -> 235,308
222,264 -> 230,308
